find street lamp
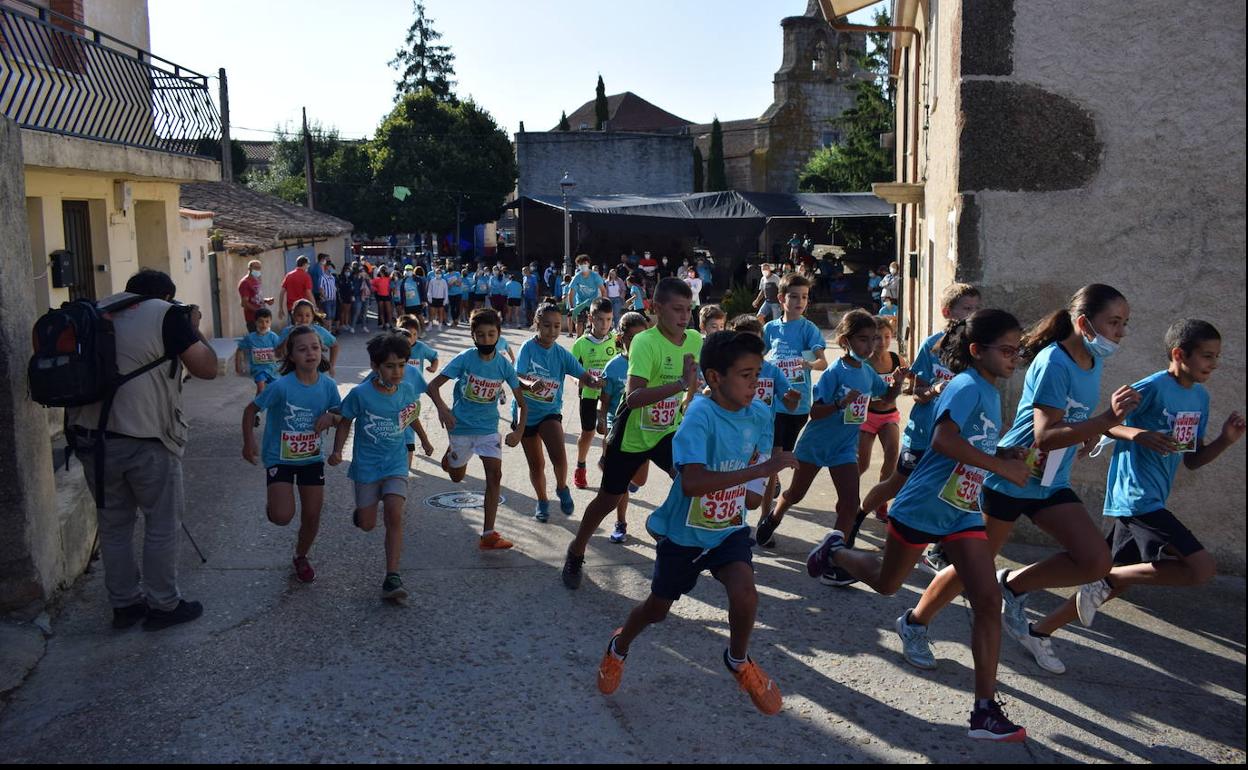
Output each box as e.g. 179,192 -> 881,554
560,171 -> 577,275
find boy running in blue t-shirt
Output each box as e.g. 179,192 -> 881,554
426,308 -> 526,550
235,307 -> 281,395
596,331 -> 798,715
1027,319 -> 1244,642
329,333 -> 426,602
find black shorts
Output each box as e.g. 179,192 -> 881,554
772,413 -> 809,452
981,486 -> 1082,523
887,518 -> 987,548
600,432 -> 675,495
473,293 -> 488,303
265,463 -> 325,487
651,528 -> 754,601
1108,508 -> 1204,565
897,447 -> 925,477
507,298 -> 521,307
406,443 -> 416,453
579,397 -> 599,432
449,295 -> 462,313
523,413 -> 561,438
430,298 -> 445,308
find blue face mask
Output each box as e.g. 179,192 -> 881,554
1080,316 -> 1119,359
849,350 -> 872,364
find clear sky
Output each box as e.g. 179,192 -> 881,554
148,0 -> 882,141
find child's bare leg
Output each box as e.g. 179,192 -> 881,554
295,484 -> 324,558
614,594 -> 674,655
911,517 -> 1014,626
716,561 -> 758,660
861,469 -> 906,514
481,456 -> 503,532
857,431 -> 875,476
942,536 -> 1004,701
267,483 -> 296,526
521,433 -> 548,501
383,494 -> 404,573
354,502 -> 379,531
539,419 -> 570,489
878,424 -> 900,485
832,535 -> 922,594
770,462 -> 818,524
827,463 -> 862,534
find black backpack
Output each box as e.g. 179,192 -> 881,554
29,295 -> 176,507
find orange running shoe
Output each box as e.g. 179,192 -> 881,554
597,628 -> 626,695
478,531 -> 515,550
726,652 -> 782,715
573,467 -> 589,489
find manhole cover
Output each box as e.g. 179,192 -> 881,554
423,491 -> 506,510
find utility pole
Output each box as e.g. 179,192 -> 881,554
302,106 -> 316,210
218,68 -> 232,183
455,192 -> 463,260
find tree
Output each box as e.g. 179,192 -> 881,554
389,1 -> 456,102
195,137 -> 248,180
594,75 -> 608,130
692,146 -> 705,192
371,91 -> 516,235
706,118 -> 727,191
518,121 -> 526,133
557,111 -> 570,131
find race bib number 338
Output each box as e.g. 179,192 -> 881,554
687,484 -> 746,530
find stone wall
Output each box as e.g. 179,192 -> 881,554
515,131 -> 693,198
955,0 -> 1247,568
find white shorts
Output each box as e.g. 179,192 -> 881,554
447,433 -> 502,468
746,452 -> 771,495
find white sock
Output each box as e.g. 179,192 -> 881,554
609,637 -> 627,660
727,651 -> 748,671
481,529 -> 495,537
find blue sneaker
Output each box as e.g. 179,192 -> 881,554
535,500 -> 550,523
895,611 -> 937,670
998,568 -> 1030,641
556,487 -> 575,516
627,482 -> 640,494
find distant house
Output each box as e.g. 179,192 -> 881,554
180,182 -> 353,338
554,91 -> 691,133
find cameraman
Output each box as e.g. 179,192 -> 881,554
66,269 -> 217,631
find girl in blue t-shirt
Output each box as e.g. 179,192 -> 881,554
516,303 -> 602,521
276,299 -> 340,378
241,325 -> 341,584
907,284 -> 1143,677
813,309 -> 1033,742
758,310 -> 904,571
598,311 -> 651,543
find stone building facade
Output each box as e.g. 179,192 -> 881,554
515,130 -> 693,198
869,0 -> 1246,568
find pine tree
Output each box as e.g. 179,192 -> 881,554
692,146 -> 705,192
389,1 -> 457,102
519,121 -> 526,133
558,111 -> 570,131
594,75 -> 609,130
706,118 -> 727,191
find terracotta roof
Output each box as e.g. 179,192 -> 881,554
555,91 -> 691,132
180,182 -> 353,256
237,140 -> 276,165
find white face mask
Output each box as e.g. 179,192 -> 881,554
250,270 -> 261,279
1080,316 -> 1120,359
580,266 -> 590,275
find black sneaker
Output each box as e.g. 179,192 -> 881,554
755,514 -> 780,549
142,599 -> 203,631
561,550 -> 585,590
968,698 -> 1027,742
381,573 -> 408,601
820,565 -> 859,587
111,602 -> 148,630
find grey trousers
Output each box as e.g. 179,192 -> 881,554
75,436 -> 185,611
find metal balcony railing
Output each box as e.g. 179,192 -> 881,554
0,0 -> 220,158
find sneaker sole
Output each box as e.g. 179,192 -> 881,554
819,574 -> 857,587
968,727 -> 1027,743
806,532 -> 837,577
382,590 -> 409,603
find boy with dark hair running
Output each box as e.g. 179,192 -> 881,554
596,331 -> 798,714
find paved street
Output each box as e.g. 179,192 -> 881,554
0,326 -> 1243,763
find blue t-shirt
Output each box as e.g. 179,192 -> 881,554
401,276 -> 423,307
523,274 -> 539,300
401,363 -> 430,445
879,304 -> 898,318
794,358 -> 887,466
904,332 -> 955,451
1103,370 -> 1209,517
646,398 -> 772,549
441,348 -> 519,436
628,284 -> 645,311
445,271 -> 464,297
463,272 -> 476,294
984,342 -> 1103,499
408,340 -> 438,368
755,360 -> 795,421
475,274 -> 492,294
890,369 -> 1004,534
488,275 -> 508,296
601,353 -> 629,431
568,271 -> 606,307
341,377 -> 424,483
238,330 -> 280,380
516,338 -> 585,425
553,277 -> 566,304
506,279 -> 523,299
278,323 -> 336,355
762,317 -> 825,415
253,372 -> 341,468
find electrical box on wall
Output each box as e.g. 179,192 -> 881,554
112,180 -> 133,214
49,250 -> 75,288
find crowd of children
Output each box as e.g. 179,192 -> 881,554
234,267 -> 1243,745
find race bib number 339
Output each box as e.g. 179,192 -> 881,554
642,397 -> 678,431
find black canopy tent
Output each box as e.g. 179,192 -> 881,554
506,191 -> 893,281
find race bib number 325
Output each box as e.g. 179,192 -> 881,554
280,430 -> 321,462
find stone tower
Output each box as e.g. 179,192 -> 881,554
758,2 -> 869,192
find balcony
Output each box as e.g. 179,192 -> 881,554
0,0 -> 220,163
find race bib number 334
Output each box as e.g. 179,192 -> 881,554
939,463 -> 986,512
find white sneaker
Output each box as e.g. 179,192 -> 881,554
997,568 -> 1030,642
1076,578 -> 1112,627
1015,630 -> 1066,674
362,325 -> 370,333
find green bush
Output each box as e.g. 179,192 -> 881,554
719,282 -> 756,321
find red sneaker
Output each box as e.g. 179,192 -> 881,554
573,467 -> 589,489
292,555 -> 315,583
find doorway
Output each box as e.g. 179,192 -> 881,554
61,200 -> 95,301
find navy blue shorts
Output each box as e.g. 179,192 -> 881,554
651,527 -> 754,601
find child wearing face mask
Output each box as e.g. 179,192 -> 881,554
567,256 -> 607,338
426,267 -> 449,327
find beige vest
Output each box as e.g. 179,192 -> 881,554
68,293 -> 189,456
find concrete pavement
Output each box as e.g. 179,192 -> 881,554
0,323 -> 1243,763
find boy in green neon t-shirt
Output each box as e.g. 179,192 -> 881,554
572,298 -> 619,489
